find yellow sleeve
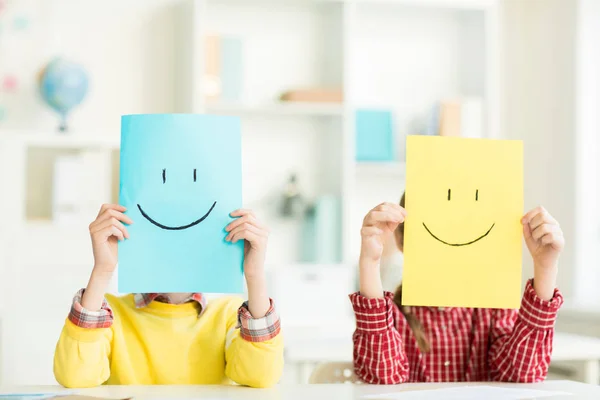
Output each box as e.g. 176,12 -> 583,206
224,300 -> 284,388
53,319 -> 113,388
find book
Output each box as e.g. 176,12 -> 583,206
355,109 -> 395,161
437,97 -> 483,137
439,100 -> 462,137
280,89 -> 343,103
204,34 -> 243,103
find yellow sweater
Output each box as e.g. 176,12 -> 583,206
54,294 -> 283,388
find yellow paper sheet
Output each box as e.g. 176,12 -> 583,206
403,136 -> 523,308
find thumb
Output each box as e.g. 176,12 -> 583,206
522,217 -> 534,246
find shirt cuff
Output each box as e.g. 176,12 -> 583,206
349,291 -> 396,334
518,279 -> 563,329
237,298 -> 281,343
68,288 -> 114,329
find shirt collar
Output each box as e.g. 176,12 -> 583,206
133,293 -> 207,317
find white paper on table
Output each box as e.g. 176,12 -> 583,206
0,391 -> 74,400
363,385 -> 571,399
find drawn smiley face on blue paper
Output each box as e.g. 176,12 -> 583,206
136,167 -> 217,231
118,114 -> 244,294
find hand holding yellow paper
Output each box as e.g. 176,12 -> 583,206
402,136 -> 523,309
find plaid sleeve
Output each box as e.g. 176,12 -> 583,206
349,291 -> 410,384
488,279 -> 563,382
237,299 -> 281,343
68,288 -> 114,329
518,278 -> 563,329
350,291 -> 396,334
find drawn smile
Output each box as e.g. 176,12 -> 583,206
137,201 -> 217,230
422,222 -> 495,247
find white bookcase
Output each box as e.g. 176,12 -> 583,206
177,0 -> 500,265
0,133 -> 120,385
0,0 -> 499,385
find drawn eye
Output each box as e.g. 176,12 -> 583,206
193,168 -> 197,182
162,168 -> 166,184
447,189 -> 451,201
476,189 -> 479,201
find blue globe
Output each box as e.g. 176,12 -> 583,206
39,58 -> 89,131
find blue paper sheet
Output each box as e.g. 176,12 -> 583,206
118,114 -> 244,293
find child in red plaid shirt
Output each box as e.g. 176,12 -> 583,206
351,193 -> 564,384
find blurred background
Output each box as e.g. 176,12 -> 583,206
0,0 -> 598,386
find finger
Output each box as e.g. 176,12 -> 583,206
225,214 -> 265,232
542,231 -> 565,248
541,232 -> 558,246
97,203 -> 126,218
91,217 -> 130,239
91,217 -> 129,236
521,206 -> 545,224
109,226 -> 125,241
531,223 -> 560,242
374,202 -> 407,217
231,229 -> 262,244
92,210 -> 131,229
365,211 -> 404,226
523,219 -> 533,241
529,210 -> 557,231
93,225 -> 125,242
361,226 -> 384,237
226,222 -> 267,242
230,209 -> 257,218
95,208 -> 134,226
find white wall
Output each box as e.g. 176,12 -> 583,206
0,0 -> 182,134
572,0 -> 600,309
501,0 -> 577,297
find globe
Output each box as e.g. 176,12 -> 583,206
38,58 -> 89,132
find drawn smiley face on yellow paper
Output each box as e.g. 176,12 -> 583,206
402,136 -> 524,309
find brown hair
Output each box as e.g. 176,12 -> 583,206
392,192 -> 430,352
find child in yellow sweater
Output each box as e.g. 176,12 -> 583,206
54,204 -> 283,388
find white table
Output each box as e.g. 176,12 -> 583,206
1,381 -> 599,399
285,324 -> 600,385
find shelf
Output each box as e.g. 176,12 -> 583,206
350,0 -> 494,10
0,131 -> 120,149
205,102 -> 344,117
355,161 -> 406,177
24,135 -> 120,149
208,0 -> 343,4
206,0 -> 494,10
18,220 -> 90,233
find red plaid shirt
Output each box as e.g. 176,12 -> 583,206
350,279 -> 563,384
69,290 -> 281,342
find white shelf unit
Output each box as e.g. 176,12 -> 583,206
206,102 -> 344,117
0,132 -> 120,385
179,0 -> 500,264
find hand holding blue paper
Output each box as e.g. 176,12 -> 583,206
89,203 -> 132,274
225,209 -> 269,281
118,114 -> 244,293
